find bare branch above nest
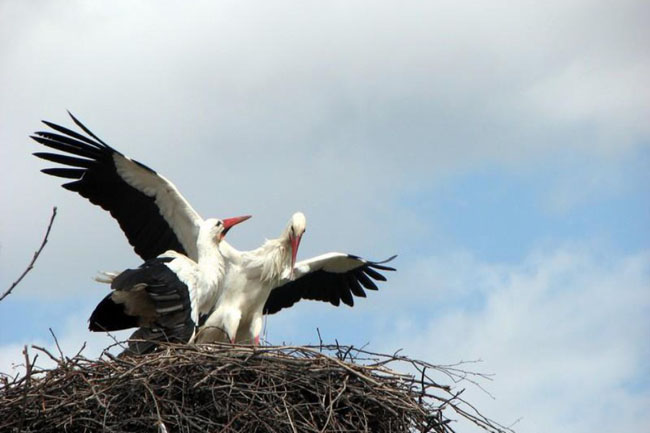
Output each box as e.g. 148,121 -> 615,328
0,342 -> 513,433
0,207 -> 57,302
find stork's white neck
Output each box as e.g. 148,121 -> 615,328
197,239 -> 221,265
254,214 -> 305,283
221,213 -> 305,286
195,225 -> 225,279
256,237 -> 292,283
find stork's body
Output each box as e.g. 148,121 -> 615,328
196,213 -> 305,344
90,216 -> 249,354
196,213 -> 397,345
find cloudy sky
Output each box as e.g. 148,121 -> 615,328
1,1 -> 648,431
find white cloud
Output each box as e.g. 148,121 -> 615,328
379,246 -> 650,433
1,0 -> 647,222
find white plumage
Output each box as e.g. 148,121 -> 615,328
196,212 -> 306,344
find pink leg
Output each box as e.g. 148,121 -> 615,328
254,335 -> 260,346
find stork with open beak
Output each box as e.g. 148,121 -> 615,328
90,215 -> 250,355
195,212 -> 307,344
196,212 -> 396,345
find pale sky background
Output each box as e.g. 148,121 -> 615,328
1,1 -> 649,432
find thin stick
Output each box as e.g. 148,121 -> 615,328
0,207 -> 57,302
49,328 -> 65,363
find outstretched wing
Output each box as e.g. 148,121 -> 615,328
263,253 -> 396,315
31,112 -> 203,260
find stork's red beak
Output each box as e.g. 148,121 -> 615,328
221,215 -> 252,239
289,233 -> 302,279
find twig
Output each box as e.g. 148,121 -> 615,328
316,328 -> 323,352
48,328 -> 65,363
1,207 -> 57,302
18,346 -> 35,431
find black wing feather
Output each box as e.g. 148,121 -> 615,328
87,294 -> 140,332
346,274 -> 366,298
41,168 -> 86,179
42,119 -> 106,148
32,134 -> 104,159
31,113 -> 185,260
89,257 -> 196,355
356,270 -> 379,291
338,282 -> 355,307
263,255 -> 396,315
33,152 -> 96,168
362,266 -> 387,281
68,110 -> 111,146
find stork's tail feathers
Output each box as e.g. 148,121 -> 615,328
95,271 -> 119,284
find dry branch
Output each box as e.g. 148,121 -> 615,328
0,343 -> 511,433
1,207 -> 57,302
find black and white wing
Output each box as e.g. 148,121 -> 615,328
31,112 -> 203,260
263,253 -> 396,315
89,256 -> 199,355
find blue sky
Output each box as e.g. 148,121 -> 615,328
1,1 -> 649,432
418,151 -> 650,261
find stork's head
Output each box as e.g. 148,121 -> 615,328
286,212 -> 306,278
202,215 -> 251,244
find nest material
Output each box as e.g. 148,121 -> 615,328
0,343 -> 507,433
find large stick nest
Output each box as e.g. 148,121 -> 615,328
0,343 -> 508,432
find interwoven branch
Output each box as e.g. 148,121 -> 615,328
0,343 -> 510,433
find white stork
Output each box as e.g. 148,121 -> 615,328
197,212 -> 397,345
32,113 -> 397,345
90,215 -> 250,354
